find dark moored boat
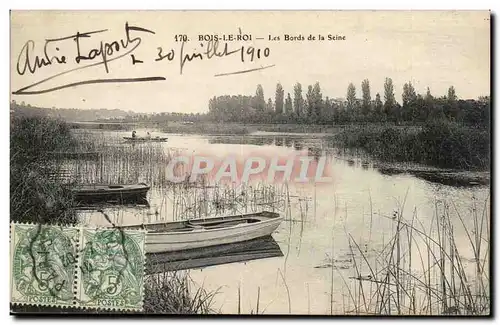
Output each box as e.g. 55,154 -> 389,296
71,183 -> 150,203
123,137 -> 168,142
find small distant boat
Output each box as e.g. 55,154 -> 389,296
123,136 -> 168,142
71,183 -> 150,203
123,211 -> 283,253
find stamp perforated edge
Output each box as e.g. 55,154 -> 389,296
10,222 -> 147,312
9,222 -> 81,308
74,226 -> 147,312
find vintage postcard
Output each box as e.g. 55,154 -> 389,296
10,11 -> 490,316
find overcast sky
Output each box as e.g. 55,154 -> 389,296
10,11 -> 490,113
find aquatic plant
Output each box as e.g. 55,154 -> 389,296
339,195 -> 490,315
332,121 -> 489,170
143,271 -> 219,314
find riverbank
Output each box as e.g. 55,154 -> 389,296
160,122 -> 415,135
331,120 -> 490,171
374,163 -> 490,187
162,122 -> 251,135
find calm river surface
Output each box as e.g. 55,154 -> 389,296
76,129 -> 490,315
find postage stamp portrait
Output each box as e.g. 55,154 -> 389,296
10,224 -> 80,307
77,228 -> 146,310
10,223 -> 145,310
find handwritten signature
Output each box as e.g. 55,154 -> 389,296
13,22 -> 275,95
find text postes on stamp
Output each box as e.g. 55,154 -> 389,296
10,223 -> 79,307
10,223 -> 146,311
77,228 -> 146,310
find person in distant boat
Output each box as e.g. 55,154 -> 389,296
146,132 -> 151,139
132,130 -> 137,138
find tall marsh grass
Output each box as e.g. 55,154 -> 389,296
340,196 -> 490,315
143,271 -> 219,314
333,120 -> 490,170
10,117 -> 77,224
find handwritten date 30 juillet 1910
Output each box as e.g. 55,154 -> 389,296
14,22 -> 280,95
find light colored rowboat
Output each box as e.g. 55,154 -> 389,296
123,211 -> 283,253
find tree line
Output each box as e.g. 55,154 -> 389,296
11,78 -> 490,128
208,79 -> 490,127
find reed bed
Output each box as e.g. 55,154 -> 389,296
331,121 -> 489,170
143,271 -> 220,314
62,141 -> 176,187
10,117 -> 77,224
63,132 -> 294,222
148,182 -> 291,222
337,196 -> 490,316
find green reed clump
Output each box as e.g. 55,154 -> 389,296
11,116 -> 77,224
333,121 -> 489,170
143,271 -> 219,314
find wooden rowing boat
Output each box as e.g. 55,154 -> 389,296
71,183 -> 150,203
123,136 -> 168,142
123,211 -> 283,253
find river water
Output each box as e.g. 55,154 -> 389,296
75,130 -> 490,315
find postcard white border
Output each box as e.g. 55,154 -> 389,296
2,1 -> 497,324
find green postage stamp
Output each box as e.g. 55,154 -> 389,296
10,223 -> 146,310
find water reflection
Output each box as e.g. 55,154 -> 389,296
209,134 -> 314,149
146,236 -> 283,274
75,199 -> 150,211
208,134 -> 489,188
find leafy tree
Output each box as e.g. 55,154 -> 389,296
402,82 -> 417,107
402,81 -> 417,121
275,83 -> 284,115
425,87 -> 433,101
324,97 -> 336,124
285,93 -> 293,115
255,84 -> 266,112
361,79 -> 371,116
293,83 -> 303,117
306,85 -> 314,119
383,77 -> 396,120
447,86 -> 457,102
312,82 -> 323,122
346,83 -> 357,110
374,93 -> 383,117
445,85 -> 459,120
267,98 -> 273,112
208,96 -> 217,115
